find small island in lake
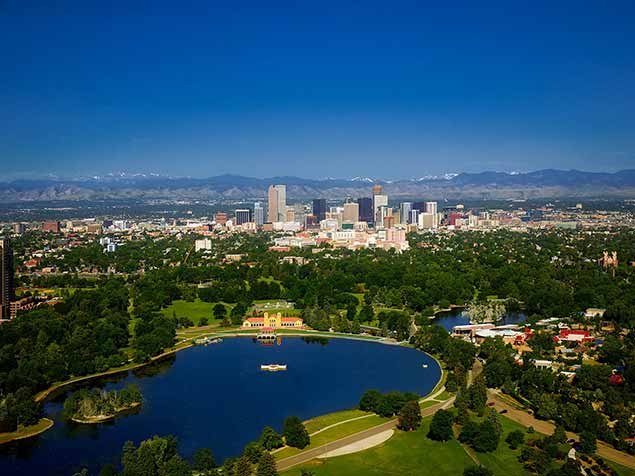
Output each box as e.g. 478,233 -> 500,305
64,385 -> 143,424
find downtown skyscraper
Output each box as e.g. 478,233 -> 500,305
267,185 -> 286,223
0,238 -> 14,319
312,198 -> 327,222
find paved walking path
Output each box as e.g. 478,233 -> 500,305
276,398 -> 454,471
318,429 -> 395,458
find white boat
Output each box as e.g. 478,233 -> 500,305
260,364 -> 287,372
422,364 -> 428,368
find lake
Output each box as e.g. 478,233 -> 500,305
432,307 -> 527,331
0,336 -> 440,475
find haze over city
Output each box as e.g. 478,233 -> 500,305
1,1 -> 634,179
2,4 -> 635,476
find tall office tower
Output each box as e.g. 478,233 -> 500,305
235,209 -> 251,225
312,198 -> 327,222
425,201 -> 439,228
376,206 -> 390,228
373,194 -> 388,219
409,209 -> 419,225
343,202 -> 359,223
267,184 -> 287,222
400,202 -> 413,224
418,213 -> 435,229
285,207 -> 295,223
357,197 -> 373,224
0,238 -> 14,319
13,223 -> 25,234
293,203 -> 306,223
253,202 -> 264,226
372,183 -> 383,195
412,201 -> 426,212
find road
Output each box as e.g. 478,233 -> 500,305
276,398 -> 454,471
488,390 -> 635,470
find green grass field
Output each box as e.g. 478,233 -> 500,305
282,417 -> 472,475
282,414 -> 635,476
276,414 -> 388,461
160,299 -> 234,325
304,409 -> 371,434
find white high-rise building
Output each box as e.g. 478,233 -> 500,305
253,202 -> 264,226
409,209 -> 419,225
400,202 -> 412,224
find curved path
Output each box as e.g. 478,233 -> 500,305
488,389 -> 635,470
277,397 -> 455,471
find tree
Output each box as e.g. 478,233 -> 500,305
505,430 -> 525,449
193,448 -> 216,472
468,375 -> 488,415
231,302 -> 249,326
459,420 -> 480,444
213,304 -> 227,321
162,455 -> 191,476
256,452 -> 278,476
464,466 -> 493,476
243,442 -> 263,464
234,455 -> 252,476
199,317 -> 209,327
99,464 -> 117,476
398,400 -> 422,431
473,420 -> 500,453
283,416 -> 310,449
579,431 -> 597,454
359,389 -> 382,412
551,424 -> 566,445
259,426 -> 284,450
428,409 -> 453,441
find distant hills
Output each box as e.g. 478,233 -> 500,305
1,169 -> 635,202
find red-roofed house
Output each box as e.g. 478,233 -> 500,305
242,312 -> 303,329
554,330 -> 593,343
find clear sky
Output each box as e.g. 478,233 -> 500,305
1,1 -> 634,179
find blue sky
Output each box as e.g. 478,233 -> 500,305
1,1 -> 634,179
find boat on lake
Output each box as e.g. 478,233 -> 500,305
260,364 -> 287,372
195,337 -> 223,345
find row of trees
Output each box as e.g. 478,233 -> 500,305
0,279 -> 131,431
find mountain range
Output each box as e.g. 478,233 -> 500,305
1,169 -> 635,202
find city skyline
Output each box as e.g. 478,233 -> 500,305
1,2 -> 634,178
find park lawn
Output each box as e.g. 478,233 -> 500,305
436,390 -> 451,401
283,415 -> 555,476
282,418 -> 472,476
160,299 -> 235,325
304,409 -> 371,434
606,461 -> 635,476
475,415 -> 540,476
420,400 -> 440,409
275,415 -> 388,461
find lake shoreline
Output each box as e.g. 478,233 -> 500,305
70,402 -> 142,424
1,330 -> 440,445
